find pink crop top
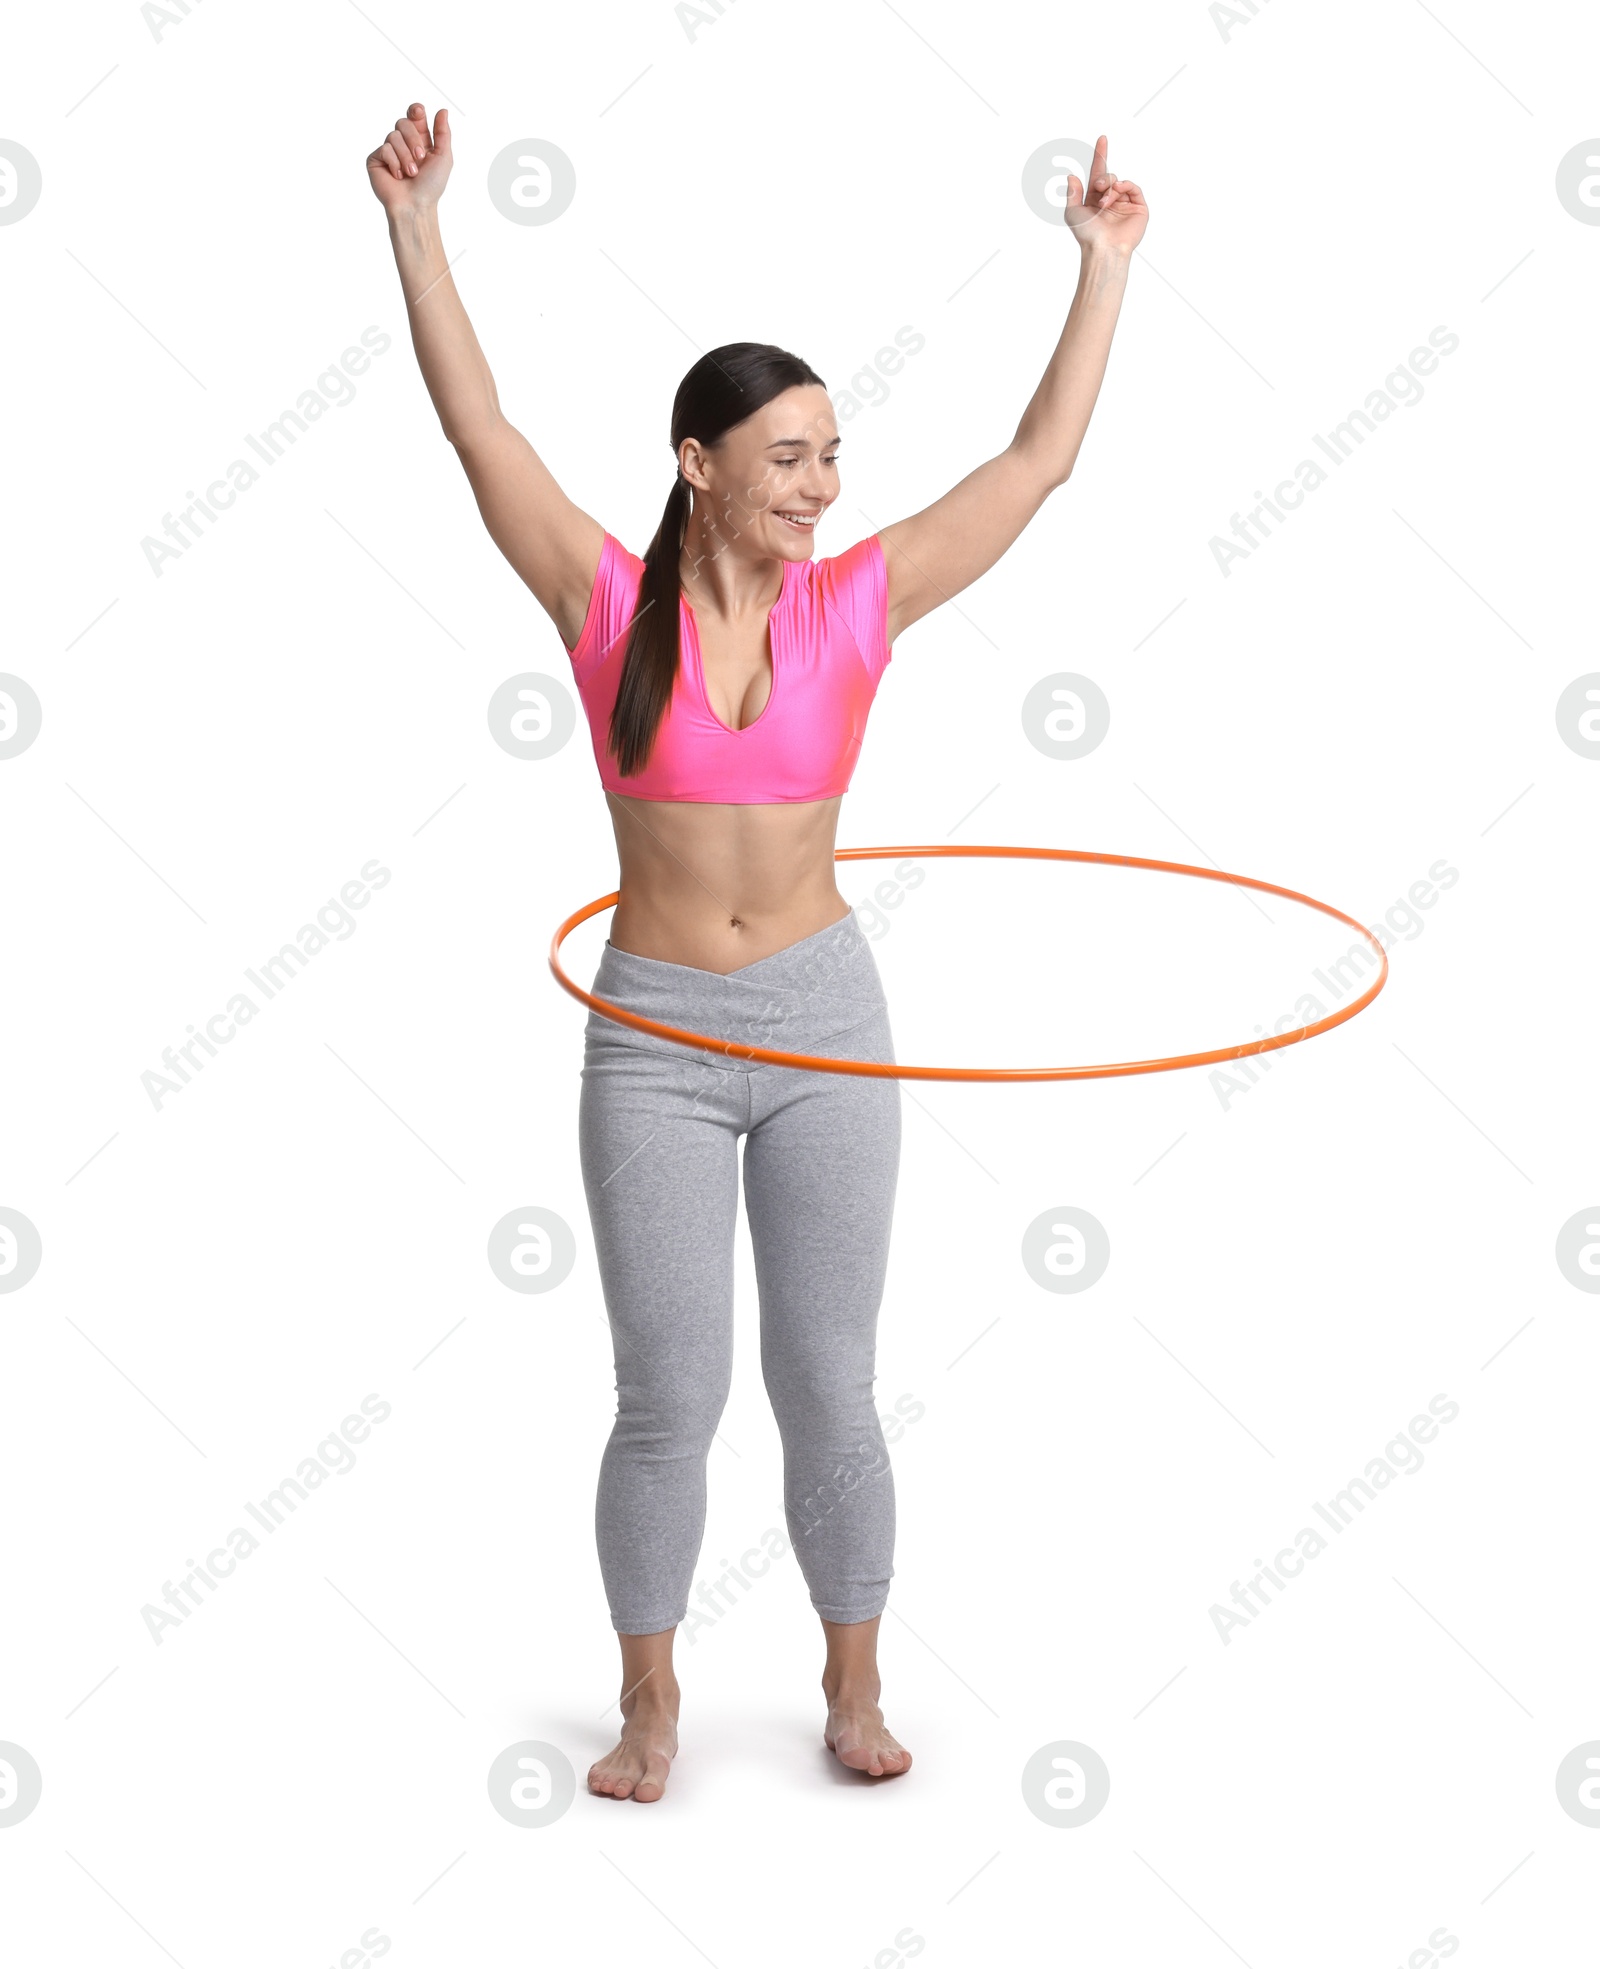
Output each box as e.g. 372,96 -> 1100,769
565,531 -> 893,802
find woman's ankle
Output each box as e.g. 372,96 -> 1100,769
822,1673 -> 882,1706
619,1675 -> 680,1716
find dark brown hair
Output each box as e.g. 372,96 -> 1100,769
608,342 -> 826,780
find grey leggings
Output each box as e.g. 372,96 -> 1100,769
578,909 -> 901,1634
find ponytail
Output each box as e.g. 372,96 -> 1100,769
608,473 -> 689,782
606,341 -> 826,782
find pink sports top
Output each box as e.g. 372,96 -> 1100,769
566,531 -> 893,803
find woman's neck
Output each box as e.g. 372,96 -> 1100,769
679,515 -> 784,619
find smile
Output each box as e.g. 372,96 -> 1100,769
775,510 -> 821,529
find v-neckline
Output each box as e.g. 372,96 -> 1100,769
681,559 -> 793,736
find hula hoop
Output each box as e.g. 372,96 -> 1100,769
548,845 -> 1389,1083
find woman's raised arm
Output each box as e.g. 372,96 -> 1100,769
367,104 -> 603,650
878,135 -> 1148,645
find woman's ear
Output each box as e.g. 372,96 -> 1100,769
678,438 -> 714,494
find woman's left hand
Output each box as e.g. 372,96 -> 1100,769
1063,134 -> 1148,254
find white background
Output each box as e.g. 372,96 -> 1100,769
4,0 -> 1597,1962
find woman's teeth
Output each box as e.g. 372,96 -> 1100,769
777,511 -> 818,528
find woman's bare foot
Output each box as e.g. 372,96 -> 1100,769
818,1615 -> 911,1778
823,1684 -> 913,1778
588,1679 -> 680,1803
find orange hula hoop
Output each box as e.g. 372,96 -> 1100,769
547,845 -> 1390,1083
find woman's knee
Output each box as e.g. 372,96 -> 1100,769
762,1354 -> 886,1453
609,1369 -> 732,1459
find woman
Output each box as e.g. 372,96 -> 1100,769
367,105 -> 1146,1803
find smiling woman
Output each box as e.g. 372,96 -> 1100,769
367,100 -> 1147,1804
606,342 -> 842,784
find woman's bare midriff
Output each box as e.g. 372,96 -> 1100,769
604,791 -> 853,975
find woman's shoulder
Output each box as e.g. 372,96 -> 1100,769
810,533 -> 884,584
805,534 -> 890,682
569,532 -> 648,673
599,531 -> 647,584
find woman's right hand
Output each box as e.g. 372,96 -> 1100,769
366,103 -> 451,215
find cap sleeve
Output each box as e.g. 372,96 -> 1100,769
816,534 -> 891,689
568,532 -> 646,680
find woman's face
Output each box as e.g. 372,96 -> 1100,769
680,384 -> 840,561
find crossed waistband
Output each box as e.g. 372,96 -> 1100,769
587,909 -> 888,1059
